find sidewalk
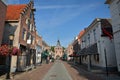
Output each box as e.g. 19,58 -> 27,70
64,61 -> 120,80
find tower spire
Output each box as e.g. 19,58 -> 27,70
56,40 -> 61,47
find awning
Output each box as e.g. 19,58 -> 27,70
78,43 -> 99,55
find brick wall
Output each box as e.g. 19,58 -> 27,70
0,1 -> 7,45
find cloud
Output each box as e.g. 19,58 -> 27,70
6,0 -> 20,4
36,4 -> 82,9
36,2 -> 100,10
36,3 -> 100,29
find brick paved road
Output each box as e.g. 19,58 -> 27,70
1,60 -> 119,80
42,60 -> 72,80
11,60 -> 89,80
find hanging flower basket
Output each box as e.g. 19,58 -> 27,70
11,47 -> 21,55
0,44 -> 21,56
0,44 -> 9,56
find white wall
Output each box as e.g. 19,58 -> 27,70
80,19 -> 117,68
108,0 -> 120,71
96,37 -> 117,67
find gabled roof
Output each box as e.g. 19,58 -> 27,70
78,30 -> 85,39
6,4 -> 27,20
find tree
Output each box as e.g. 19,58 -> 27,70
50,46 -> 55,52
62,47 -> 65,50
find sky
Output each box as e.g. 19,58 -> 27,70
5,0 -> 110,47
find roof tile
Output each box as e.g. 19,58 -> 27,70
6,4 -> 27,20
78,30 -> 85,39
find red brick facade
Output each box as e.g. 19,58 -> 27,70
0,1 -> 7,45
3,1 -> 37,71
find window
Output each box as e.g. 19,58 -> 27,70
26,18 -> 30,29
30,12 -> 32,19
22,28 -> 27,40
94,55 -> 99,63
25,18 -> 29,24
30,24 -> 32,31
32,37 -> 35,45
32,26 -> 35,31
93,29 -> 96,42
88,34 -> 90,46
27,32 -> 31,40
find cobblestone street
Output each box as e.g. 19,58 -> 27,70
0,60 -> 120,80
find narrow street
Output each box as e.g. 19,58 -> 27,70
11,60 -> 96,80
0,60 -> 120,80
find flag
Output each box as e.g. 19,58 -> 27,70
102,28 -> 113,40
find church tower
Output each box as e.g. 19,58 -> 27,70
54,40 -> 63,59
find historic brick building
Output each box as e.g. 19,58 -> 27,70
0,0 -> 7,74
3,1 -> 36,71
0,0 -> 7,45
54,40 -> 63,59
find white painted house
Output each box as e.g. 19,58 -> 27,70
105,0 -> 120,72
79,18 -> 117,71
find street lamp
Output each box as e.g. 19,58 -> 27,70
6,34 -> 14,79
9,34 -> 14,41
